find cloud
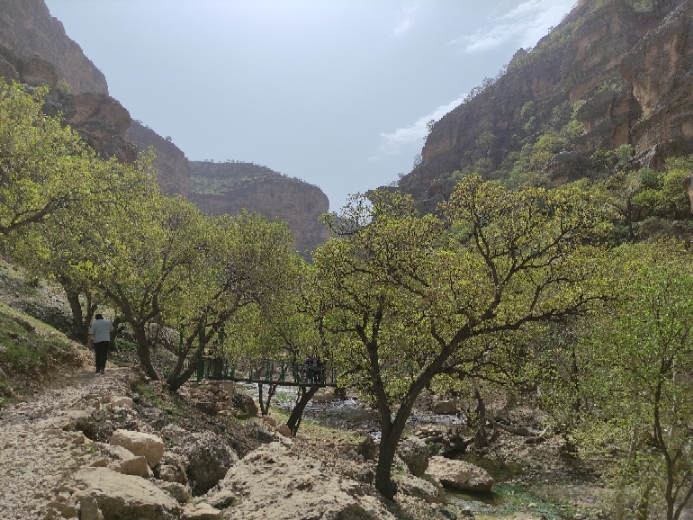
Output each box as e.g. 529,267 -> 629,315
457,0 -> 575,54
370,94 -> 467,160
392,3 -> 419,37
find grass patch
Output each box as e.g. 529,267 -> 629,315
481,484 -> 575,520
268,405 -> 363,443
133,381 -> 163,408
0,301 -> 75,373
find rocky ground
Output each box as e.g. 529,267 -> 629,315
0,360 -> 468,520
0,259 -> 646,520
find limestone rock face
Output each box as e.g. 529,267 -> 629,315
0,0 -> 108,94
74,467 -> 180,520
189,161 -> 330,255
126,121 -> 192,198
0,44 -> 137,165
426,456 -> 494,492
204,441 -> 396,520
57,91 -> 137,164
109,429 -> 165,467
400,0 -> 693,212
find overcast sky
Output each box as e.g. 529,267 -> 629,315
45,0 -> 576,209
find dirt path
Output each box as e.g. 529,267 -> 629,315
0,368 -> 132,519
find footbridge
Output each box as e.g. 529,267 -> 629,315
195,357 -> 338,387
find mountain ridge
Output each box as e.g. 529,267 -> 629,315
399,0 -> 693,212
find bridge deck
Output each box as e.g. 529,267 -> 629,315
195,356 -> 338,387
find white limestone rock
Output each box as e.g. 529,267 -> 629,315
109,429 -> 164,467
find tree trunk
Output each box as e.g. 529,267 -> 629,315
62,284 -> 97,342
636,484 -> 651,520
167,342 -> 207,392
472,385 -> 490,448
287,385 -> 319,434
374,426 -> 401,499
133,324 -> 158,380
258,383 -> 277,416
373,394 -> 422,500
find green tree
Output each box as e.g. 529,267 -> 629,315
5,152 -> 158,340
160,211 -> 300,392
558,242 -> 693,520
314,176 -> 614,498
0,81 -> 92,235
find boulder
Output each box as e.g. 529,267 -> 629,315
426,456 -> 494,492
110,429 -> 165,467
79,495 -> 104,520
110,396 -> 134,408
431,400 -> 458,415
205,442 -> 396,519
356,436 -> 379,460
182,502 -> 222,520
110,455 -> 151,478
231,393 -> 258,416
397,437 -> 429,477
396,474 -> 446,504
186,432 -> 237,495
74,467 -> 180,520
157,452 -> 188,485
157,482 -> 190,504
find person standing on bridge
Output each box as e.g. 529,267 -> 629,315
86,314 -> 113,374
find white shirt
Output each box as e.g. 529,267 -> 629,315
89,319 -> 113,343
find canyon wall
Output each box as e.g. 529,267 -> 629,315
189,161 -> 330,255
400,0 -> 693,212
0,0 -> 108,95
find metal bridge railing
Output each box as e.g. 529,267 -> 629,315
195,357 -> 338,387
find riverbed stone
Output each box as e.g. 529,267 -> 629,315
426,456 -> 494,492
431,400 -> 458,415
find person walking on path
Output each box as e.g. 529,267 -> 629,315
87,314 -> 113,374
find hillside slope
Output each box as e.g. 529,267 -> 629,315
400,0 -> 693,212
189,161 -> 330,255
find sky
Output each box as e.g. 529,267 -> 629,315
45,0 -> 576,209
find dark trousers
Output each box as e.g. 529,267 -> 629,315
94,341 -> 110,372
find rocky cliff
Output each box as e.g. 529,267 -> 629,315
125,122 -> 192,198
0,42 -> 136,164
0,0 -> 135,164
0,0 -> 108,95
0,0 -> 330,252
400,0 -> 693,212
189,161 -> 330,255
